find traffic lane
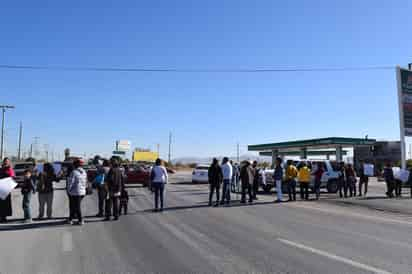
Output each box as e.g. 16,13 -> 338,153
126,184 -> 369,274
162,182 -> 411,273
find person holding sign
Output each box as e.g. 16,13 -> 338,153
0,158 -> 15,223
358,161 -> 369,197
383,162 -> 395,198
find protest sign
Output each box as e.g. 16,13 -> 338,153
0,177 -> 17,200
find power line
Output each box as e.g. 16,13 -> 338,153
0,64 -> 395,73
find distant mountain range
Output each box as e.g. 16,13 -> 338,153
171,154 -> 271,164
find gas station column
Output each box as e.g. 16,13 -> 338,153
271,150 -> 278,168
300,148 -> 307,159
336,146 -> 343,161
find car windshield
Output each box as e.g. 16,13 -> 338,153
196,166 -> 209,170
13,164 -> 33,169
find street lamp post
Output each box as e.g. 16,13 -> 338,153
0,105 -> 15,160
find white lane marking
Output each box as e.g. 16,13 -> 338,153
62,232 -> 73,252
277,238 -> 392,274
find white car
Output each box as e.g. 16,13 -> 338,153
192,165 -> 209,183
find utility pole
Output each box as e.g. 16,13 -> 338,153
17,121 -> 22,160
168,132 -> 172,164
157,143 -> 160,156
44,144 -> 49,162
237,143 -> 240,163
0,105 -> 15,160
32,137 -> 40,159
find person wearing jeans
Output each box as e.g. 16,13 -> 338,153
37,163 -> 58,219
221,157 -> 233,205
273,157 -> 283,203
151,158 -> 168,212
95,160 -> 110,217
20,169 -> 36,223
67,158 -> 87,225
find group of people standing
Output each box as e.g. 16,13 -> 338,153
0,158 -> 62,223
206,157 -> 380,205
0,156 -> 132,225
208,157 -> 267,206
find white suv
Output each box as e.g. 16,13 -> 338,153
260,160 -> 340,193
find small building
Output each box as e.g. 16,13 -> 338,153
354,141 -> 401,170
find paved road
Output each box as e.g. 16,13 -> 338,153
1,172 -> 412,273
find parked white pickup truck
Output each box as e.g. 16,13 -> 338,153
259,160 -> 341,193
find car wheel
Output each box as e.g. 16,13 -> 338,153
327,179 -> 339,193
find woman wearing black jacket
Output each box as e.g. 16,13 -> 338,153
208,158 -> 223,207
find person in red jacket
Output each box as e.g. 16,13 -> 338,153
0,158 -> 15,223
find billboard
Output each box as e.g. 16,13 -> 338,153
132,151 -> 159,162
398,68 -> 412,136
116,140 -> 131,152
397,67 -> 412,168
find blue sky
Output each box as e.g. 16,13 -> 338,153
0,0 -> 411,160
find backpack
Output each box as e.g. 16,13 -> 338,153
94,173 -> 105,185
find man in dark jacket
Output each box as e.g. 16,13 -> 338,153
358,160 -> 369,197
105,158 -> 124,221
383,162 -> 395,198
208,158 -> 223,207
252,161 -> 260,200
240,161 -> 253,204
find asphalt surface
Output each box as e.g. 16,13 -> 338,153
1,172 -> 412,274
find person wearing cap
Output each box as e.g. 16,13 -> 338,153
240,161 -> 253,203
37,162 -> 59,219
67,158 -> 87,225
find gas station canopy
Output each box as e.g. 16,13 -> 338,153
248,137 -> 376,162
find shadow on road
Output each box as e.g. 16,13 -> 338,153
124,184 -> 145,189
0,220 -> 68,231
171,181 -> 208,185
141,200 -> 293,213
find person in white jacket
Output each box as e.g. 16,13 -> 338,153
151,158 -> 168,212
221,157 -> 233,205
67,158 -> 87,225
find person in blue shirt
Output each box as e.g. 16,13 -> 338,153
273,157 -> 283,203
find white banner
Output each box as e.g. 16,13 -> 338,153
363,164 -> 374,177
0,177 -> 17,200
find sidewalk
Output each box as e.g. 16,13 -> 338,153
323,178 -> 412,215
